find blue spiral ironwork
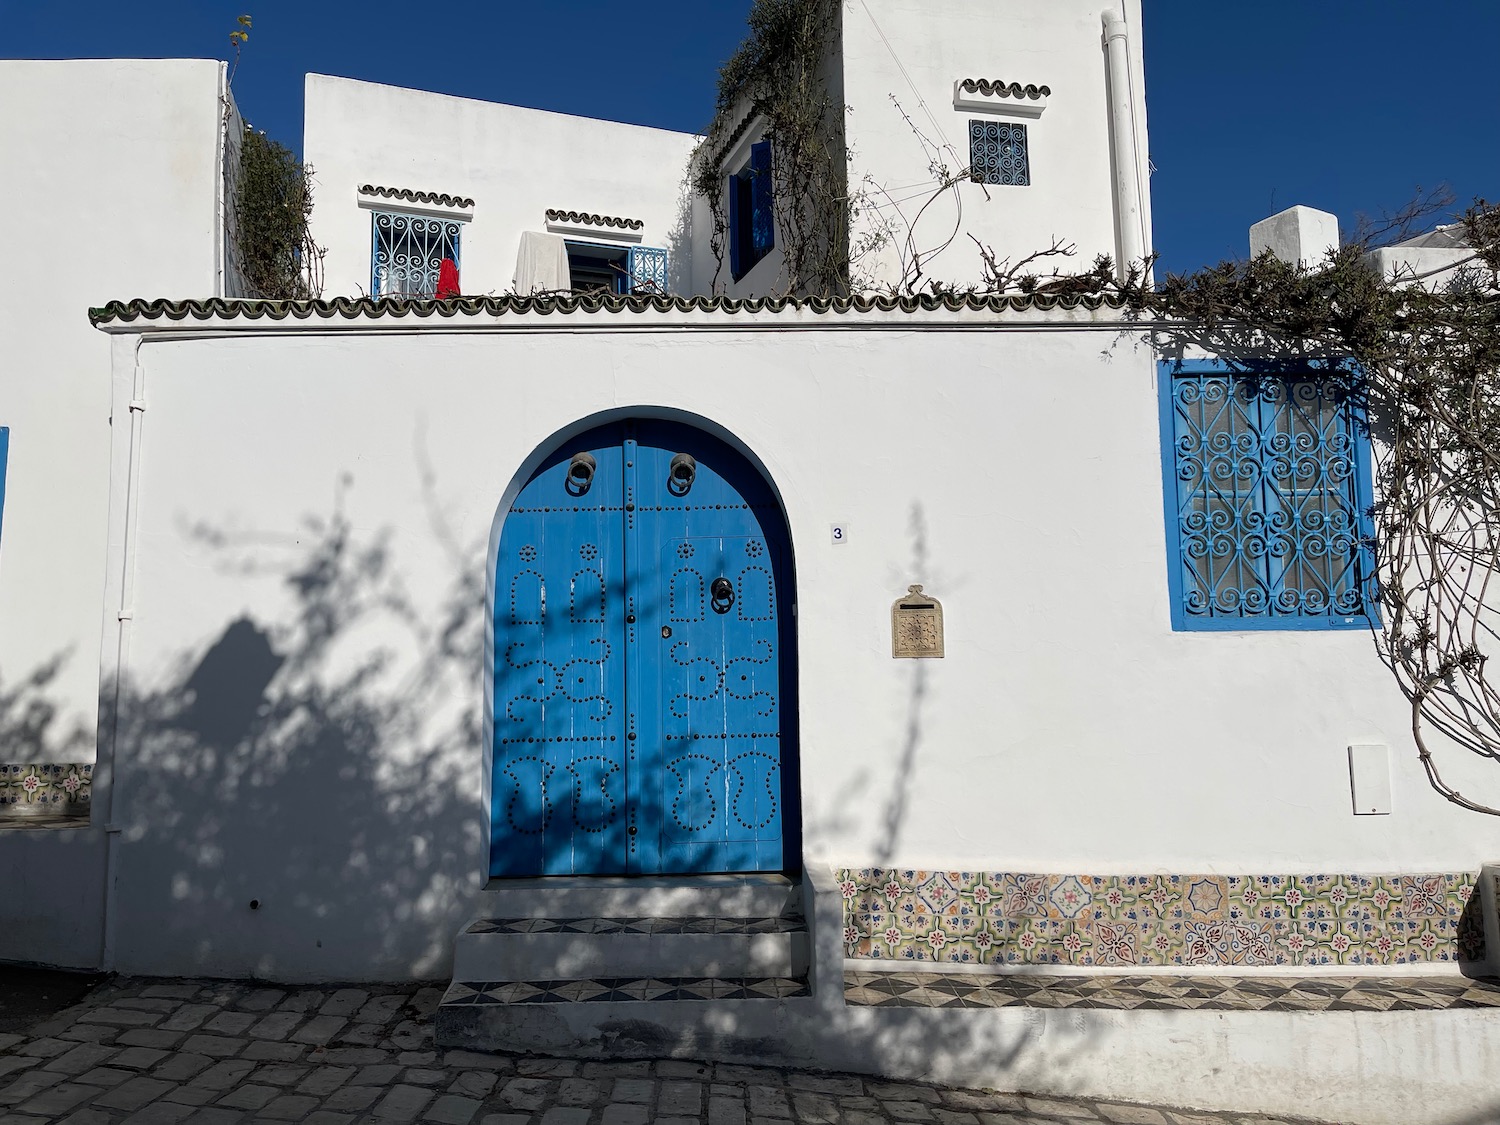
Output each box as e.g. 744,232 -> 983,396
370,211 -> 461,298
969,120 -> 1030,187
1165,368 -> 1373,626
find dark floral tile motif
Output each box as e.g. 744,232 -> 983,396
844,971 -> 1500,1012
443,976 -> 809,1005
465,915 -> 804,936
0,763 -> 93,820
837,868 -> 1485,968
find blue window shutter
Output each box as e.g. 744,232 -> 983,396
1157,360 -> 1375,631
627,246 -> 669,294
750,140 -> 774,254
0,427 -> 9,552
728,172 -> 743,280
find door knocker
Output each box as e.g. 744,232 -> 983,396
711,576 -> 735,614
668,452 -> 697,495
566,452 -> 597,495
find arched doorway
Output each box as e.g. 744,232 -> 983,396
490,419 -> 798,877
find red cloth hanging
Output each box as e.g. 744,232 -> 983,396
436,258 -> 461,299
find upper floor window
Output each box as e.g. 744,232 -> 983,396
371,211 -> 461,298
1158,360 -> 1376,630
969,120 -> 1029,187
729,140 -> 774,281
565,243 -> 670,295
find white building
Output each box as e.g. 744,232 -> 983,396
2,5 -> 1497,1122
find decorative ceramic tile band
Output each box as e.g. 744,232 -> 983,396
839,869 -> 1485,969
0,763 -> 92,819
845,970 -> 1500,1012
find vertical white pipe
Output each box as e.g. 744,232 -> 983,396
1103,10 -> 1145,279
98,335 -> 147,972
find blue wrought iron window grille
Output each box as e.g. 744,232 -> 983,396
1158,359 -> 1377,631
565,242 -> 670,295
0,427 -> 8,554
370,211 -> 461,298
729,139 -> 774,281
969,120 -> 1030,187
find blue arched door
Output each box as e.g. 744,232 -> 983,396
491,420 -> 796,876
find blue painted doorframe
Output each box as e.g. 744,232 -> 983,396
490,420 -> 797,876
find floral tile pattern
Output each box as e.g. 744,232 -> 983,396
0,763 -> 92,820
838,868 -> 1485,969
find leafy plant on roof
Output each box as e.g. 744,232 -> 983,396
234,129 -> 322,300
221,13 -> 324,301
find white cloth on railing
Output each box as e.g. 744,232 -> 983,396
512,231 -> 571,294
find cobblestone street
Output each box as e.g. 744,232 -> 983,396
0,977 -> 1339,1125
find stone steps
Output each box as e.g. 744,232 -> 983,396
452,914 -> 810,981
436,874 -> 813,1057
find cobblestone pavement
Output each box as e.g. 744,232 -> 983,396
0,977 -> 1335,1125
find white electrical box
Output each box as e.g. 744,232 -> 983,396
1348,744 -> 1392,816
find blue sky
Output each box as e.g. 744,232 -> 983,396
4,1 -> 1496,277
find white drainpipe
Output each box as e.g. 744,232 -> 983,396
1103,9 -> 1146,280
98,335 -> 147,972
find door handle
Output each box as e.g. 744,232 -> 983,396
711,576 -> 734,614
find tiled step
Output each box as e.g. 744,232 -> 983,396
437,875 -> 814,1056
444,975 -> 809,1004
452,913 -> 809,981
434,974 -> 814,1057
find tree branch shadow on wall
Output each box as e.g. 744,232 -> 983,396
106,477 -> 489,980
0,651 -> 94,762
100,475 -> 1120,1090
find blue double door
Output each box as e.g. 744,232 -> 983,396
491,420 -> 794,876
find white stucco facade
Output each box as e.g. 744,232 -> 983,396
0,59 -> 231,768
84,309 -> 1498,975
303,75 -> 700,300
2,10 -> 1498,1121
839,0 -> 1150,290
0,60 -> 234,970
61,305 -> 1498,1121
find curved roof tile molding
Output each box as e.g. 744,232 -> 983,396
954,79 -> 1051,118
357,184 -> 475,209
545,210 -> 644,231
89,291 -> 1130,326
958,79 -> 1051,100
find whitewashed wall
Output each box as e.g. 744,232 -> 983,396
0,58 -> 229,969
303,76 -> 700,300
840,0 -> 1150,289
0,60 -> 228,766
88,307 -> 1500,983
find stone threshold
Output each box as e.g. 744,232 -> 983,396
845,969 -> 1500,1011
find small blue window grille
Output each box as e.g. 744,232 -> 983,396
0,427 -> 8,553
969,120 -> 1030,187
729,140 -> 774,281
1159,360 -> 1376,630
628,246 -> 669,294
371,211 -> 461,298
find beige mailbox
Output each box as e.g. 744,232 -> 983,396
891,584 -> 945,659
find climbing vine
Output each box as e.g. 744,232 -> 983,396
222,14 -> 324,300
234,129 -> 323,300
958,200 -> 1500,816
692,0 -> 858,296
1142,206 -> 1500,816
